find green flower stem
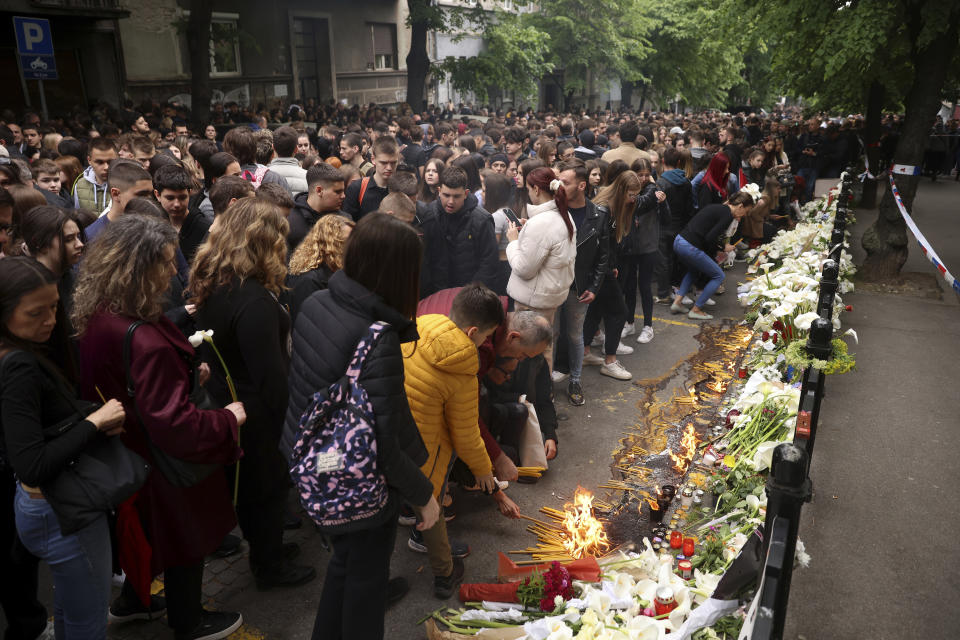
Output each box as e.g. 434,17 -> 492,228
205,336 -> 241,506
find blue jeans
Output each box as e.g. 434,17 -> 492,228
555,288 -> 588,382
796,167 -> 818,203
673,235 -> 724,310
14,486 -> 111,640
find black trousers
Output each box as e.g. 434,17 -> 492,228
228,417 -> 289,571
618,252 -> 659,328
583,277 -> 628,357
312,511 -> 398,640
117,560 -> 204,633
0,473 -> 47,640
655,230 -> 682,298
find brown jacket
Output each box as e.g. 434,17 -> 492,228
601,141 -> 651,167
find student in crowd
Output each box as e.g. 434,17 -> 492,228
190,198 -> 316,591
72,215 -> 246,640
1,256 -> 128,640
72,137 -> 117,215
504,167 -> 576,373
403,284 -> 502,598
552,159 -> 610,405
419,166 -> 500,298
696,152 -> 731,210
287,163 -> 346,255
584,171 -> 640,381
256,183 -> 296,220
286,214 -> 354,321
31,159 -> 72,208
84,160 -> 154,243
618,158 -> 666,345
153,164 -> 209,263
671,191 -> 756,320
222,127 -> 290,191
268,126 -> 308,196
208,176 -> 256,218
284,213 -> 439,640
0,186 -> 14,257
654,147 -> 695,304
479,170 -> 515,296
418,158 -> 445,204
194,152 -> 242,221
342,136 -> 398,220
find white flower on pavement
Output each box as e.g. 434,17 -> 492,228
793,312 -> 820,331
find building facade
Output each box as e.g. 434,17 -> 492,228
118,0 -> 411,109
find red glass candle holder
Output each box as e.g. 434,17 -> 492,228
670,531 -> 683,549
683,536 -> 695,556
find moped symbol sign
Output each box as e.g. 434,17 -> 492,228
13,17 -> 58,80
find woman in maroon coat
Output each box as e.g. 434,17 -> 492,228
72,214 -> 247,640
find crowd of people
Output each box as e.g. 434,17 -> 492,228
0,96 -> 924,640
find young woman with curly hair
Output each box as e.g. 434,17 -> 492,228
72,214 -> 246,639
286,214 -> 354,320
189,198 -> 316,591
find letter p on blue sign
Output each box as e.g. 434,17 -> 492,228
14,17 -> 54,56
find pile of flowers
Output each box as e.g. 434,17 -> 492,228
423,181 -> 855,639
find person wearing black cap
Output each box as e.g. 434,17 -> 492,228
487,153 -> 508,174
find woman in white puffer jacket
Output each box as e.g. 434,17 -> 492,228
505,166 -> 577,368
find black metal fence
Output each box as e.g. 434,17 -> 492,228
749,170 -> 855,639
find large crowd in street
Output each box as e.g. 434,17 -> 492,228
0,98 -> 951,640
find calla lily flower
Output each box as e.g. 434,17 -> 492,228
187,329 -> 214,348
793,312 -> 820,331
843,328 -> 858,344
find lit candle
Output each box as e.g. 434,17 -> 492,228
683,537 -> 696,556
670,531 -> 683,549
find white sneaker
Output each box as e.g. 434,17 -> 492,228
637,326 -> 654,344
682,296 -> 694,306
583,352 -> 605,366
591,331 -> 605,347
616,341 -> 634,355
551,370 -> 569,383
621,324 -> 636,338
704,298 -> 716,306
600,360 -> 632,380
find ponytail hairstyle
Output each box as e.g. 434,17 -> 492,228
525,167 -> 573,240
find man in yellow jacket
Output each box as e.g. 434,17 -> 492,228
402,284 -> 504,598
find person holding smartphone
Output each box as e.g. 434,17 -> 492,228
480,171 -> 518,296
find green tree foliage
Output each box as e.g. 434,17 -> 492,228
435,12 -> 552,105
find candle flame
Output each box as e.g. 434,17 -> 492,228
561,487 -> 610,559
668,424 -> 700,474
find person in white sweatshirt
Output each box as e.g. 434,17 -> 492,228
505,167 -> 577,371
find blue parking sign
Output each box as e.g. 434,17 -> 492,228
13,17 -> 57,80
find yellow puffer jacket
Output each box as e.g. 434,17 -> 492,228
403,314 -> 493,497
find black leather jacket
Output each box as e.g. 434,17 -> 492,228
572,200 -> 610,296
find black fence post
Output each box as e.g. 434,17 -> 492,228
751,444 -> 812,640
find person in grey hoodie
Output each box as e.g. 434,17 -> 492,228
268,126 -> 308,196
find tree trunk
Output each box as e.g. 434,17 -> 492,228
406,0 -> 430,112
638,82 -> 649,113
620,80 -> 634,110
861,17 -> 959,281
187,0 -> 213,134
860,80 -> 885,209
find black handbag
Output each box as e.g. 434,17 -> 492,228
123,321 -> 220,488
1,353 -> 151,536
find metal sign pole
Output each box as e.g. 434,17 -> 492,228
38,80 -> 48,121
17,55 -> 32,107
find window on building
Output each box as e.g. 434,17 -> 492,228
369,23 -> 397,70
178,12 -> 241,77
210,15 -> 241,76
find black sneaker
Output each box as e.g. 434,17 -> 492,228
433,558 -> 465,599
210,534 -> 242,559
253,560 -> 316,591
386,576 -> 409,608
567,381 -> 585,406
108,594 -> 167,623
174,610 -> 242,640
408,529 -> 470,558
443,503 -> 456,522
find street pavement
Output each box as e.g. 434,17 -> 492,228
7,177 -> 959,639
